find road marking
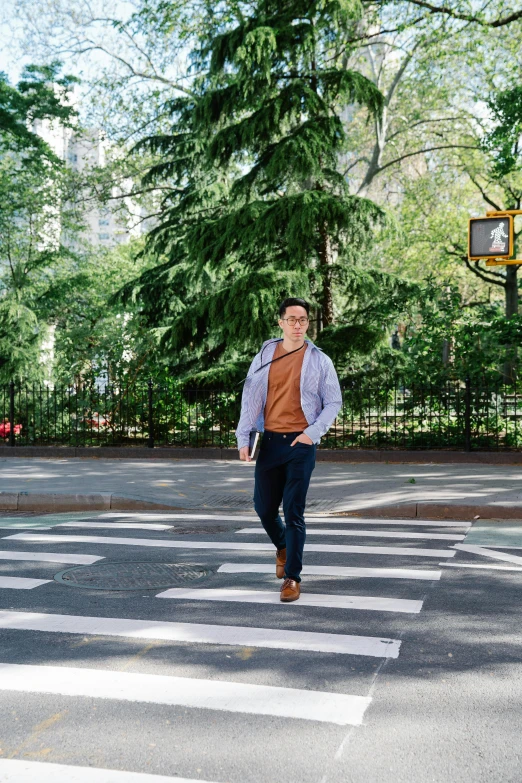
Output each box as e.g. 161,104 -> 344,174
4,533 -> 456,558
453,543 -> 522,566
0,663 -> 372,726
0,576 -> 51,590
157,587 -> 423,613
0,759 -> 220,782
217,563 -> 441,580
6,710 -> 68,760
98,512 -> 259,522
236,528 -> 464,541
0,550 -> 103,565
56,521 -> 174,531
97,512 -> 470,529
119,641 -> 160,671
0,610 -> 400,658
440,562 -> 522,571
478,545 -> 522,550
307,518 -> 471,528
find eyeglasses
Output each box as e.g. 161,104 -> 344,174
282,317 -> 309,326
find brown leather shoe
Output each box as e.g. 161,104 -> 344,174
276,548 -> 286,579
280,578 -> 300,602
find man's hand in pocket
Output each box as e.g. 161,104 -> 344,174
290,433 -> 314,447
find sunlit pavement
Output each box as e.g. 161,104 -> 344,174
2,457 -> 522,514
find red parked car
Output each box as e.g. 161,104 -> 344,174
0,421 -> 22,438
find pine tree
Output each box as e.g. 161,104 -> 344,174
122,0 -> 385,384
0,64 -> 77,161
0,65 -> 79,382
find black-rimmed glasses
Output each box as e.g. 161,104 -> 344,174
281,317 -> 309,326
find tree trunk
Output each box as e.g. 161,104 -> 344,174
505,265 -> 518,318
442,338 -> 450,366
316,306 -> 323,337
503,265 -> 518,383
319,224 -> 334,327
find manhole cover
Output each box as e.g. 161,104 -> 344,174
54,562 -> 210,591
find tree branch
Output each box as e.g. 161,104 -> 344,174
73,42 -> 194,96
387,115 -> 470,141
342,157 -> 370,175
464,299 -> 493,307
445,247 -> 506,279
371,144 -> 478,178
384,43 -> 420,106
387,1 -> 522,28
326,20 -> 425,60
463,256 -> 506,286
466,173 -> 503,211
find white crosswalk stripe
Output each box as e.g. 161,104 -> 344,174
55,521 -> 175,530
4,532 -> 456,557
0,663 -> 371,726
217,562 -> 442,579
307,517 -> 471,528
95,512 -> 470,528
0,610 -> 400,657
0,550 -> 103,564
453,543 -> 522,566
441,562 -> 522,571
0,576 -> 51,590
236,527 -> 465,541
98,512 -> 260,522
0,760 -> 218,783
157,586 -> 424,613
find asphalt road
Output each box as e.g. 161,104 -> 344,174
0,511 -> 520,782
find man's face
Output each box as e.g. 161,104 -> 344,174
278,305 -> 309,343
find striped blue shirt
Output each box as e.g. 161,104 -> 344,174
235,338 -> 342,449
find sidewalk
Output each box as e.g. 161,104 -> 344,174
2,456 -> 522,518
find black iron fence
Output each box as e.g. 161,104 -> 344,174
1,378 -> 522,451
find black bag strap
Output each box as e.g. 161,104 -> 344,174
236,340 -> 305,386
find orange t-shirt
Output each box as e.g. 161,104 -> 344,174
263,342 -> 309,432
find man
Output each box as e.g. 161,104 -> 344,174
236,297 -> 342,602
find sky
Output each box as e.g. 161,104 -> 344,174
0,9 -> 28,82
0,0 -> 135,86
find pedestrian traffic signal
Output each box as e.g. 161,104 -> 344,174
468,216 -> 514,260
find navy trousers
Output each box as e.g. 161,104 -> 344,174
253,430 -> 316,582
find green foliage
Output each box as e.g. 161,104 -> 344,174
121,0 -> 387,384
0,65 -> 79,382
0,63 -> 78,162
0,154 -> 73,382
483,86 -> 522,178
398,282 -> 522,385
4,0 -> 522,397
46,241 -> 161,386
0,296 -> 43,380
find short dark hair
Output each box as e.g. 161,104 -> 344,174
279,297 -> 310,318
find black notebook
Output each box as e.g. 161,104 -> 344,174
248,430 -> 260,460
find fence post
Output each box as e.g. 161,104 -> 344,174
147,378 -> 155,448
464,376 -> 471,452
8,381 -> 15,448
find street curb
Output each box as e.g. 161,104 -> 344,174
0,493 -> 185,513
2,492 -> 522,519
335,503 -> 522,520
1,446 -> 522,464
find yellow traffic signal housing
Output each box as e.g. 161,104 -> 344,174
468,215 -> 514,260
